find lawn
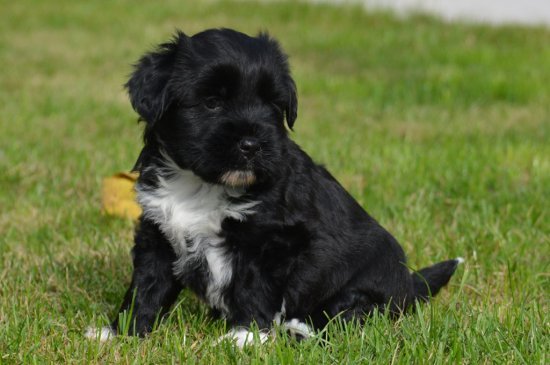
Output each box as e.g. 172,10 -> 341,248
0,0 -> 548,363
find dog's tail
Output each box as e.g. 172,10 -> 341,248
412,258 -> 464,301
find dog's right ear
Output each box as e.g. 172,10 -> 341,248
126,33 -> 185,124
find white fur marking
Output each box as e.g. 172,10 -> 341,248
456,257 -> 465,264
283,319 -> 314,339
85,326 -> 114,342
204,245 -> 233,310
273,299 -> 286,325
137,153 -> 259,314
217,328 -> 269,348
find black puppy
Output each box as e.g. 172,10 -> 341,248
86,29 -> 462,345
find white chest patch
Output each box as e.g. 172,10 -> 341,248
137,156 -> 259,313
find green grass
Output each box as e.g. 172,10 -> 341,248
1,0 -> 549,363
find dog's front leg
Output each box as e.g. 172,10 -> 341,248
218,299 -> 315,346
216,280 -> 279,347
217,327 -> 271,348
87,219 -> 183,340
217,309 -> 275,347
114,220 -> 183,337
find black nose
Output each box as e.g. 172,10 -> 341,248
239,137 -> 260,157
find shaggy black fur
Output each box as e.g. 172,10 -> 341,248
109,28 -> 460,337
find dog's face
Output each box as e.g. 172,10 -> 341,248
127,29 -> 297,188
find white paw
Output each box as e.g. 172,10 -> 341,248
85,326 -> 115,342
217,328 -> 269,348
456,257 -> 465,264
283,319 -> 314,339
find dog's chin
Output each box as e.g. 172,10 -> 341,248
220,170 -> 257,188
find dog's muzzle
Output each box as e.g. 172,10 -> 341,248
220,170 -> 256,187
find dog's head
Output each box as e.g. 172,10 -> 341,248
127,28 -> 297,188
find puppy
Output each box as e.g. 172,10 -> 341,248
86,28 -> 462,345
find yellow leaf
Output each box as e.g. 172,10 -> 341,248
101,172 -> 141,220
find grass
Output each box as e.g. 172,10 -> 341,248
0,0 -> 548,363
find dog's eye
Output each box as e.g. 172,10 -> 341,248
204,97 -> 222,111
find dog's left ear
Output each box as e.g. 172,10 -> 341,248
285,77 -> 298,130
126,33 -> 185,124
261,32 -> 298,129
